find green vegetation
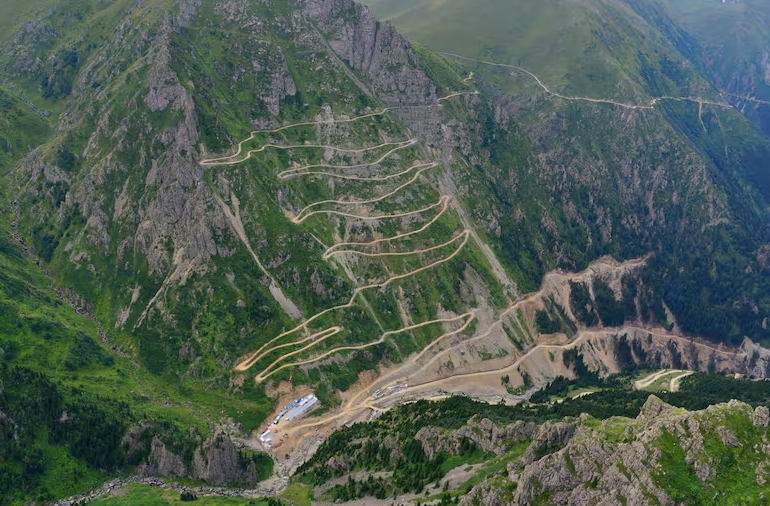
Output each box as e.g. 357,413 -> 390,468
653,415 -> 768,505
369,0 -> 770,347
0,227 -> 274,504
279,483 -> 312,506
0,167 -> 272,503
87,483 -> 287,506
569,281 -> 598,327
297,370 -> 770,503
3,0 -> 770,501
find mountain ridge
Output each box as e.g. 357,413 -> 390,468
2,0 -> 770,502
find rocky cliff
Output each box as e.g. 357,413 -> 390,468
460,397 -> 770,506
132,427 -> 260,486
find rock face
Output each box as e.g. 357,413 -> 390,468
191,433 -> 257,486
459,397 -> 770,506
136,429 -> 257,486
143,435 -> 188,479
301,0 -> 436,104
636,394 -> 674,421
742,338 -> 770,378
753,406 -> 770,428
415,417 -> 538,459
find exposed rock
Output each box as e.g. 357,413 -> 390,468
741,338 -> 770,378
518,421 -> 577,466
716,426 -> 740,447
302,0 -> 436,104
415,417 -> 538,459
129,425 -> 258,487
695,462 -> 716,482
415,426 -> 459,460
326,455 -> 352,473
459,480 -> 507,506
191,432 -> 257,486
757,461 -> 770,486
141,436 -> 188,479
461,401 -> 770,505
753,406 -> 770,428
637,395 -> 674,422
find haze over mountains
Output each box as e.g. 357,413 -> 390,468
1,0 -> 770,504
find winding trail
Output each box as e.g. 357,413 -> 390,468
344,257 -> 649,408
670,371 -> 694,392
291,163 -> 437,223
634,369 -> 680,389
256,312 -> 476,382
322,195 -> 450,260
200,90 -> 476,169
276,139 -> 419,178
199,90 -> 481,382
440,52 -> 654,110
234,231 -> 471,374
281,161 -> 436,183
202,139 -> 416,168
440,52 -> 751,112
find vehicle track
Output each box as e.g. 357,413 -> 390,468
200,91 -> 482,383
322,195 -> 450,260
280,161 -> 436,183
201,91 -> 476,169
669,371 -> 694,392
440,52 -> 750,112
440,52 -> 655,110
349,257 -> 650,405
202,139 -> 416,168
235,231 -> 471,375
634,369 -> 680,389
256,312 -> 476,382
291,163 -> 438,223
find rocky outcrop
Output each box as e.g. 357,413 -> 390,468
326,455 -> 352,473
461,397 -> 770,506
134,429 -> 260,486
301,0 -> 437,104
191,433 -> 257,486
143,436 -> 188,479
517,421 -> 577,467
637,394 -> 674,421
415,417 -> 538,459
742,338 -> 770,378
414,426 -> 458,459
753,406 -> 770,428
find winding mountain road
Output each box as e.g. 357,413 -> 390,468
440,52 -> 753,112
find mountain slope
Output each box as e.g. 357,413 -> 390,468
0,0 -> 768,416
2,0 -> 770,501
366,0 -> 770,344
295,378 -> 770,505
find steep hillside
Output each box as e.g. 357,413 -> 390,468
2,0 -> 770,501
366,0 -> 770,343
653,0 -> 770,134
296,376 -> 770,505
0,190 -> 275,503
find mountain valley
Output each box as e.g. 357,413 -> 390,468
1,0 -> 770,504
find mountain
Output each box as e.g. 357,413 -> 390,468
2,0 -> 770,502
365,0 -> 770,343
295,376 -> 770,505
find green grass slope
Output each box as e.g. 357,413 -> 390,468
366,0 -> 712,101
0,184 -> 274,504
